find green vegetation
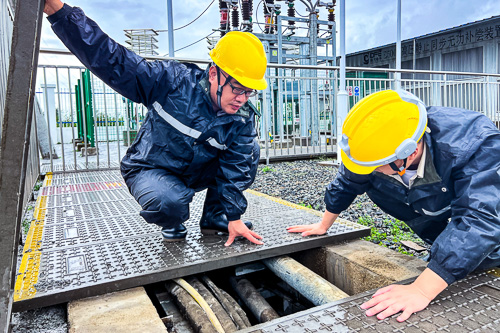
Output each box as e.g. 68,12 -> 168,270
316,155 -> 330,162
22,219 -> 31,235
261,165 -> 275,173
357,215 -> 426,256
298,202 -> 313,209
33,180 -> 42,192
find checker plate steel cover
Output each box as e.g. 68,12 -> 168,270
14,170 -> 370,311
239,270 -> 500,333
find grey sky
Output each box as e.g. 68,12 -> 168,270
39,0 -> 500,65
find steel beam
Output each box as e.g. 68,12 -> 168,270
0,0 -> 43,332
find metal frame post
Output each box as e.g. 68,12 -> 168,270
310,11 -> 319,146
0,0 -> 44,331
277,16 -> 284,144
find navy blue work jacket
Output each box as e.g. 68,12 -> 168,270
325,106 -> 500,285
48,5 -> 260,221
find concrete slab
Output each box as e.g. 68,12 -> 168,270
68,287 -> 166,333
324,239 -> 428,295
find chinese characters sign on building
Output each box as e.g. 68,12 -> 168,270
352,22 -> 500,66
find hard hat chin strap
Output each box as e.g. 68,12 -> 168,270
389,158 -> 408,176
216,66 -> 232,109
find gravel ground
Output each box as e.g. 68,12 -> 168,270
249,159 -> 431,258
10,158 -> 429,332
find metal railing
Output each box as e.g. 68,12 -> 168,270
35,51 -> 500,173
259,64 -> 500,162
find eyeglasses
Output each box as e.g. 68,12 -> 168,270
220,71 -> 258,97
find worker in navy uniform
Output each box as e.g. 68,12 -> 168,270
44,0 -> 266,246
288,89 -> 500,321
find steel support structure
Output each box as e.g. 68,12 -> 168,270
0,0 -> 43,331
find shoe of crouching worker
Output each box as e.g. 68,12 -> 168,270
199,213 -> 253,235
161,223 -> 188,242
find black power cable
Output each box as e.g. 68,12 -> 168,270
174,31 -> 216,52
174,0 -> 216,31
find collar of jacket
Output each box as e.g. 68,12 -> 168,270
411,136 -> 442,187
375,137 -> 442,187
199,68 -> 261,118
413,138 -> 441,187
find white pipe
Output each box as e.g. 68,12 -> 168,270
263,256 -> 349,305
395,0 -> 401,90
337,0 -> 348,164
167,0 -> 175,57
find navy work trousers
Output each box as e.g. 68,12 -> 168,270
121,143 -> 259,229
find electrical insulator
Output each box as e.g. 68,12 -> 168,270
248,0 -> 253,31
241,0 -> 251,31
232,5 -> 239,30
274,5 -> 281,34
242,0 -> 250,20
219,0 -> 229,36
317,13 -> 320,35
264,0 -> 274,34
328,1 -> 336,30
287,0 -> 295,30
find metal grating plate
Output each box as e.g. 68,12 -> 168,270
240,269 -> 500,333
40,181 -> 125,196
14,170 -> 370,311
40,162 -> 121,175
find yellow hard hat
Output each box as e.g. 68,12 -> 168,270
209,31 -> 268,90
339,89 -> 428,175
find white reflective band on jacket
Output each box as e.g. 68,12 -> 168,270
153,102 -> 228,150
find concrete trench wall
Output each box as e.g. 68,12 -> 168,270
295,239 -> 427,296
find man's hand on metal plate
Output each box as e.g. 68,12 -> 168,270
225,220 -> 263,246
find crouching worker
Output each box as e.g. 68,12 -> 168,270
287,89 -> 500,321
44,0 -> 266,246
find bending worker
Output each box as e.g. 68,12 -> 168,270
44,1 -> 266,246
288,89 -> 500,321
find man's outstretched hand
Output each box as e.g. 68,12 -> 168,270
286,222 -> 328,237
360,283 -> 432,322
360,268 -> 448,322
225,219 -> 263,246
286,210 -> 339,237
44,0 -> 64,16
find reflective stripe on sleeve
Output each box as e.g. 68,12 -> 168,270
153,101 -> 201,139
153,101 -> 228,150
422,205 -> 451,216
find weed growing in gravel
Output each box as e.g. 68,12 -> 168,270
261,165 -> 275,173
22,219 -> 31,235
298,202 -> 313,209
357,215 -> 427,256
